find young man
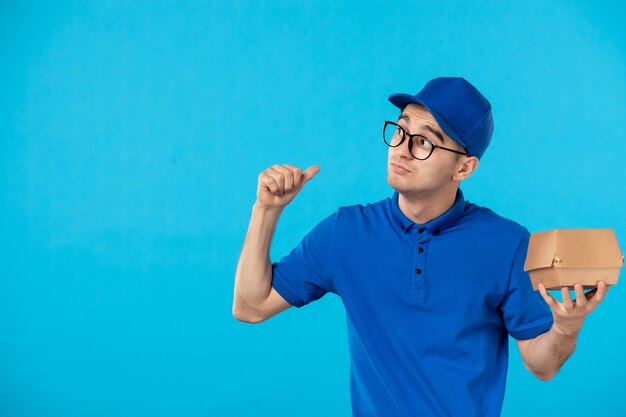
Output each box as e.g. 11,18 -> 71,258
232,77 -> 609,417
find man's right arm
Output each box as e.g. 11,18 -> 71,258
232,163 -> 320,323
232,203 -> 292,323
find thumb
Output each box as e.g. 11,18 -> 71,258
300,165 -> 320,185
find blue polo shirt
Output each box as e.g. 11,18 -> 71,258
271,187 -> 553,417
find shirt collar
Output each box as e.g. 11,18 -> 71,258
389,188 -> 466,235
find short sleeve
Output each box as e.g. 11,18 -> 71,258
271,211 -> 337,308
499,228 -> 554,340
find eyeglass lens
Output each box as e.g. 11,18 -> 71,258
383,123 -> 434,160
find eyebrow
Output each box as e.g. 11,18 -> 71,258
398,114 -> 446,144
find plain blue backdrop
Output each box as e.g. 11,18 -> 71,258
1,1 -> 625,416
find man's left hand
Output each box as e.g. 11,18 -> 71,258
537,281 -> 610,337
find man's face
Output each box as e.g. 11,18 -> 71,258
387,103 -> 469,196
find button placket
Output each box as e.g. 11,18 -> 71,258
410,228 -> 429,303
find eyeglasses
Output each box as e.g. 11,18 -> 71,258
382,121 -> 470,160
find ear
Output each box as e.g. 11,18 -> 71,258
452,156 -> 479,181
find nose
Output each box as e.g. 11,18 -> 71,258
394,135 -> 414,160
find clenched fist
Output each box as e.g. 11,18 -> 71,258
256,164 -> 320,210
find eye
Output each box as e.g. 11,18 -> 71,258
396,126 -> 408,139
417,137 -> 433,148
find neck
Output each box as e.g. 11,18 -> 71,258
398,185 -> 458,225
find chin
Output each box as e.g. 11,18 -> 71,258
387,174 -> 428,194
387,174 -> 410,191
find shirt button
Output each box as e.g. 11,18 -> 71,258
418,227 -> 425,233
418,247 -> 424,253
415,268 -> 422,274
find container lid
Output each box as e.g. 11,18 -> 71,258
523,228 -> 625,271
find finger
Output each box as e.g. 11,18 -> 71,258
301,165 -> 320,184
260,174 -> 280,195
271,164 -> 294,192
538,283 -> 559,309
584,288 -> 598,301
573,283 -> 587,309
561,286 -> 574,311
588,281 -> 609,310
266,168 -> 286,196
283,164 -> 303,189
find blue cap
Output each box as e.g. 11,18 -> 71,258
388,77 -> 494,159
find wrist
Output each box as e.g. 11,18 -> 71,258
552,321 -> 582,339
253,202 -> 284,216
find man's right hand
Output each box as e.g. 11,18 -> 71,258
256,163 -> 320,211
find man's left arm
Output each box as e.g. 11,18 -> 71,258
517,281 -> 610,381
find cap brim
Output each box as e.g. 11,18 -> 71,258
388,93 -> 422,111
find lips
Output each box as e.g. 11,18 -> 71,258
391,162 -> 411,172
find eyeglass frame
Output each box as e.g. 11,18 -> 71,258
382,121 -> 470,160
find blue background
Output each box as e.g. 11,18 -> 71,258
1,1 -> 624,416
